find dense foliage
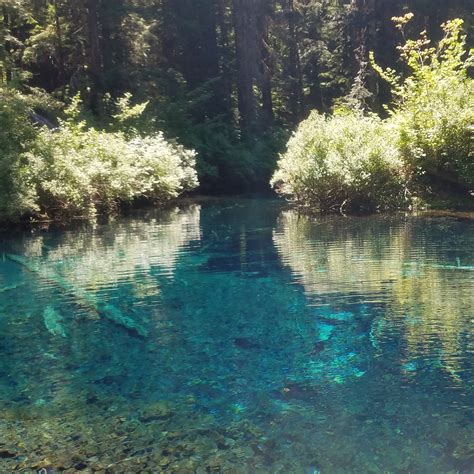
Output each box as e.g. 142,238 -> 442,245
378,16 -> 474,190
272,111 -> 408,212
1,0 -> 472,193
273,17 -> 473,212
0,88 -> 198,221
0,1 -> 472,217
0,88 -> 38,219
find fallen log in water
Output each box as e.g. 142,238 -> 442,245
43,305 -> 67,337
431,264 -> 474,271
0,283 -> 24,293
6,253 -> 148,337
403,261 -> 474,272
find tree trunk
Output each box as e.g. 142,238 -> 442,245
196,0 -> 223,118
286,0 -> 303,122
257,1 -> 273,127
52,0 -> 66,90
1,9 -> 12,83
233,0 -> 273,134
163,0 -> 224,120
86,0 -> 102,110
232,0 -> 259,133
216,0 -> 233,119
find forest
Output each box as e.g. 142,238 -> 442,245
0,0 -> 473,220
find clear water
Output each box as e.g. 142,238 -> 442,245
0,198 -> 473,473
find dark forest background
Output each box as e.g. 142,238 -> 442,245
1,0 -> 473,192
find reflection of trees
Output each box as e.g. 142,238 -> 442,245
273,211 -> 412,296
390,267 -> 473,379
273,211 -> 473,377
19,205 -> 201,294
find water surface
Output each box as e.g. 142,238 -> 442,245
0,198 -> 473,472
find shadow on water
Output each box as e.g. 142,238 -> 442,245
0,198 -> 472,472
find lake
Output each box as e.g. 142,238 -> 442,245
0,198 -> 473,472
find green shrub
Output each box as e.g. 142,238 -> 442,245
273,16 -> 473,213
28,126 -> 198,218
271,110 -> 409,213
373,16 -> 474,190
0,88 -> 38,219
0,89 -> 198,221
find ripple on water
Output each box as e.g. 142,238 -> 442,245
0,199 -> 472,472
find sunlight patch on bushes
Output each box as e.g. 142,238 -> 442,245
373,16 -> 473,191
0,88 -> 38,219
271,110 -> 409,213
272,17 -> 473,213
0,90 -> 198,221
29,126 -> 198,217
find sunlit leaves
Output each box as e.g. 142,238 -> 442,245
271,110 -> 409,213
0,87 -> 198,221
375,16 -> 474,189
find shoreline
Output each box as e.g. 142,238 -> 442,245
1,194 -> 473,232
2,206 -> 474,233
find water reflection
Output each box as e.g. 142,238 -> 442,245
11,204 -> 201,284
2,206 -> 201,342
273,211 -> 474,380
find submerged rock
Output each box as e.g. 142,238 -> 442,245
452,443 -> 474,460
401,362 -> 418,372
233,338 -> 261,350
310,341 -> 326,355
450,442 -> 474,471
274,382 -> 322,402
317,323 -> 335,342
139,402 -> 173,423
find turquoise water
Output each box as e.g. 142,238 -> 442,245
0,198 -> 473,472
